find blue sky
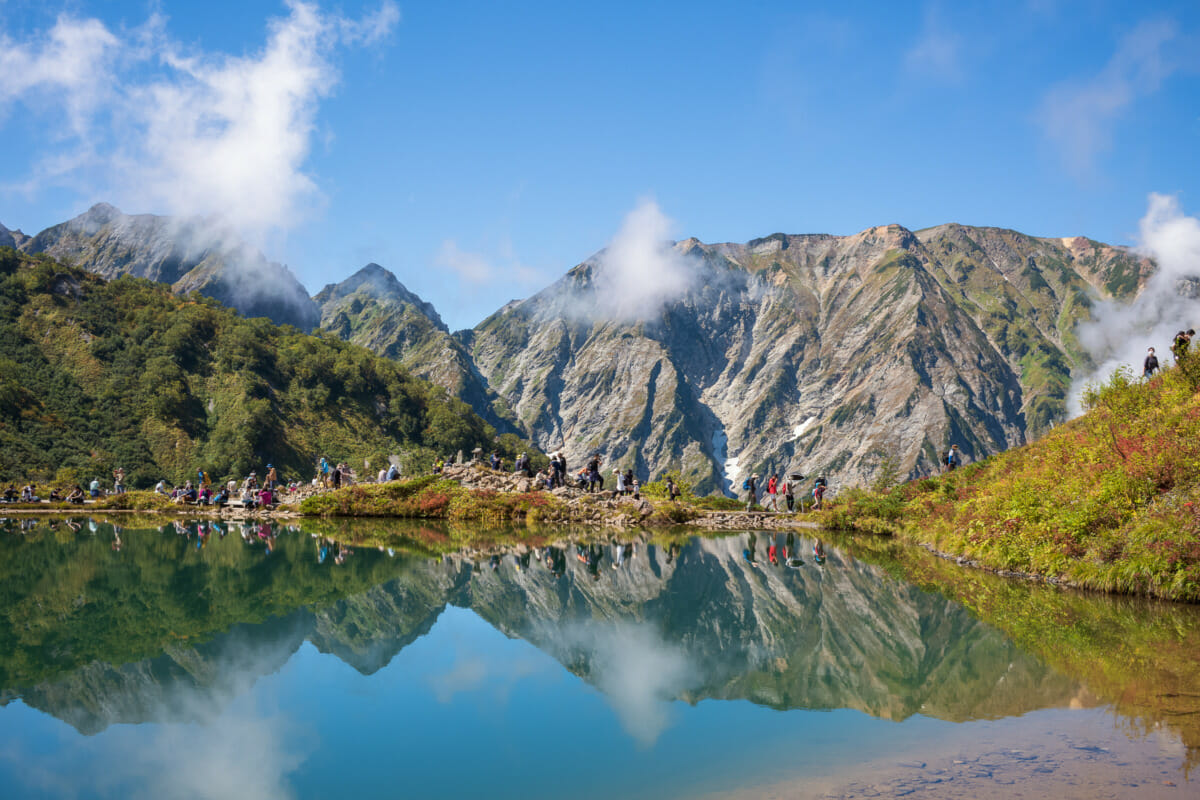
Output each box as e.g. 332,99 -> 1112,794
1,0 -> 1198,329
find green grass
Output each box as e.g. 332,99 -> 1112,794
820,358 -> 1200,601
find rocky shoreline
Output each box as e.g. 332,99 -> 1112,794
0,463 -> 826,532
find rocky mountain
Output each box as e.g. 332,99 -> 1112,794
315,264 -> 520,433
466,224 -> 1150,492
0,222 -> 29,250
9,203 -> 320,331
0,205 -> 1155,491
3,530 -> 1079,735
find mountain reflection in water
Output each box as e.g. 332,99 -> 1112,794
0,518 -> 1196,799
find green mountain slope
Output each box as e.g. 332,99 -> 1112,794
314,263 -> 521,433
0,248 -> 519,486
828,356 -> 1200,600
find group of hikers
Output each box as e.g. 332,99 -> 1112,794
1144,329 -> 1195,377
479,448 -> 687,501
740,472 -> 828,512
153,465 -> 296,509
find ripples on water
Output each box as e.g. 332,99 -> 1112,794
0,518 -> 1196,799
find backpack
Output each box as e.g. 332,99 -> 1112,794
742,478 -> 751,491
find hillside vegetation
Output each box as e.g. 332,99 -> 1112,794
826,356 -> 1200,601
0,248 -> 529,488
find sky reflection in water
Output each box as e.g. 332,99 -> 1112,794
0,521 -> 1194,799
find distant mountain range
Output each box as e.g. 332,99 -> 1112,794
1,204 -> 1152,491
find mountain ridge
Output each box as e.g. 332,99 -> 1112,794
0,205 -> 1154,490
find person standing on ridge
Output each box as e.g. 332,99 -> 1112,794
945,444 -> 960,472
1144,347 -> 1160,378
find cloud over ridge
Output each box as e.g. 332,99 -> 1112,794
1,1 -> 400,241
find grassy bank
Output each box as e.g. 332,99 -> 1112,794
298,475 -> 575,524
822,361 -> 1200,601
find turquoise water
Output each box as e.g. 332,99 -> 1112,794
0,520 -> 1195,798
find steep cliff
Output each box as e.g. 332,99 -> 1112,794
466,224 -> 1149,492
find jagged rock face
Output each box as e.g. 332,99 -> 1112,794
17,203 -> 320,331
467,224 -> 1150,493
315,263 -> 522,434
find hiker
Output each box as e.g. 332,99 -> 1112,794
945,444 -> 961,472
1144,347 -> 1160,378
614,469 -> 626,496
113,468 -> 126,495
812,476 -> 827,510
784,475 -> 798,512
66,485 -> 85,504
743,473 -> 758,511
765,473 -> 780,511
319,457 -> 331,487
587,454 -> 604,492
666,477 -> 680,501
265,465 -> 278,490
386,463 -> 400,482
1173,329 -> 1194,363
20,484 -> 37,503
154,479 -> 168,495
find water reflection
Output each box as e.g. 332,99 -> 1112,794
0,521 -> 1076,730
0,517 -> 1198,797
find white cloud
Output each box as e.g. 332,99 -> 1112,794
590,198 -> 695,322
0,14 -> 121,135
1071,193 -> 1200,412
903,8 -> 964,83
1037,19 -> 1179,176
1,1 -> 400,240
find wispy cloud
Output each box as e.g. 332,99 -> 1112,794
0,1 -> 400,240
1037,19 -> 1179,176
903,7 -> 965,83
435,237 -> 548,296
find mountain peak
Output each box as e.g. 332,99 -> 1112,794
314,263 -> 447,333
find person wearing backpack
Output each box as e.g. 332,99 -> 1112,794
743,473 -> 758,511
946,445 -> 960,472
812,477 -> 827,510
